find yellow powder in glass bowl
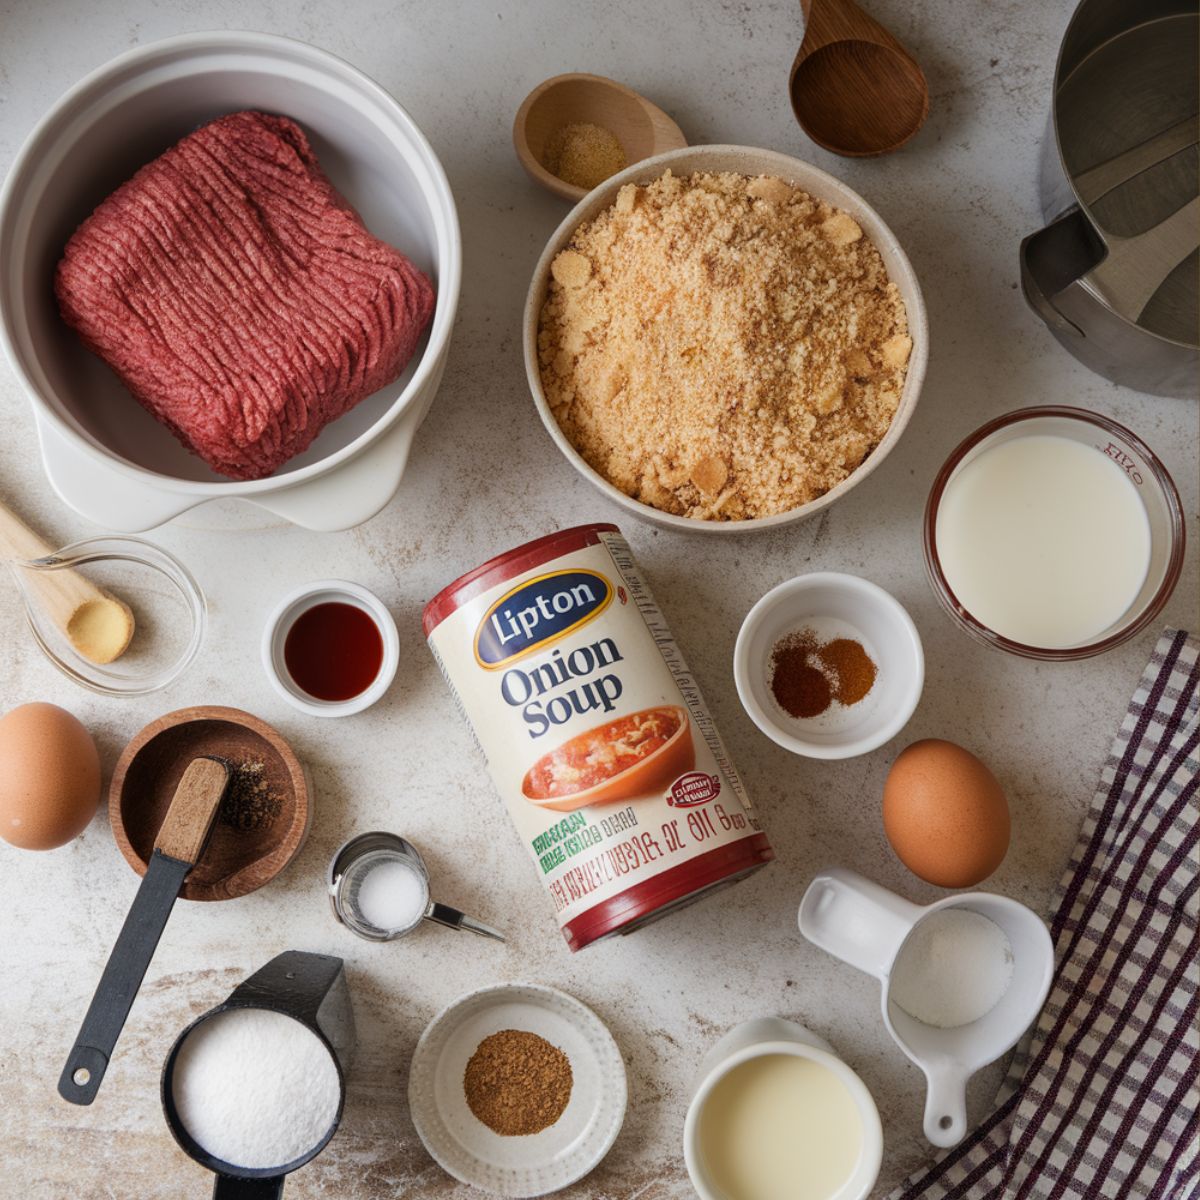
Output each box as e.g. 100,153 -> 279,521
543,123 -> 628,191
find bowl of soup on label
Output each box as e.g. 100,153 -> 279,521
924,407 -> 1184,661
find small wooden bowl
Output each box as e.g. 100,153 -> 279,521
514,73 -> 687,203
109,706 -> 311,901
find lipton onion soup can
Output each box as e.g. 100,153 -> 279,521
423,524 -> 773,951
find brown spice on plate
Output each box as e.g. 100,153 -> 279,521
538,170 -> 912,520
464,1029 -> 573,1136
543,123 -> 628,191
218,760 -> 283,832
770,628 -> 877,718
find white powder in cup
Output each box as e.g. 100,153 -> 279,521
890,909 -> 1014,1028
171,1007 -> 341,1170
354,858 -> 428,931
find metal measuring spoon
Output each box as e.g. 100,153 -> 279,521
328,832 -> 505,943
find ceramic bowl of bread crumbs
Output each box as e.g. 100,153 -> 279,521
523,145 -> 927,534
513,73 -> 686,202
735,573 -> 924,760
109,706 -> 311,900
408,983 -> 626,1197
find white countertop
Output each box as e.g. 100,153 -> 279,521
1,1 -> 1196,1197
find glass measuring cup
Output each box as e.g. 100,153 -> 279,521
161,950 -> 354,1198
799,868 -> 1054,1148
328,832 -> 505,943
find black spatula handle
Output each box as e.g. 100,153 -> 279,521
58,850 -> 190,1105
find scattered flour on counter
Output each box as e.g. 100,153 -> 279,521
890,909 -> 1014,1028
171,1008 -> 341,1170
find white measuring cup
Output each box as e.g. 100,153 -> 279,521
799,868 -> 1054,1147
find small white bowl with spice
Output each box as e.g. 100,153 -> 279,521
734,573 -> 924,759
261,580 -> 399,718
408,983 -> 627,1197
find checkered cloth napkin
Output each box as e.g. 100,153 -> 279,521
890,628 -> 1199,1200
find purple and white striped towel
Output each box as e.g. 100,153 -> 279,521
890,628 -> 1199,1200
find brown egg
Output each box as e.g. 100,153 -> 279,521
0,702 -> 101,850
883,738 -> 1010,888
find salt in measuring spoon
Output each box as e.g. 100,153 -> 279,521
328,832 -> 505,943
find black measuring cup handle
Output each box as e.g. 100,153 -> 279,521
212,1175 -> 284,1199
228,950 -> 345,1025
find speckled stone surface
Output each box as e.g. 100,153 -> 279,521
0,1 -> 1196,1197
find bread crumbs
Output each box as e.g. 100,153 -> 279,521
537,170 -> 912,520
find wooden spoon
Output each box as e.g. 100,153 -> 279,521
789,0 -> 930,157
514,73 -> 687,203
0,499 -> 134,664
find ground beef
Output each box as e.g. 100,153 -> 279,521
55,111 -> 436,480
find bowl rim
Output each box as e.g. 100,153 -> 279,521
108,704 -> 311,901
522,143 -> 928,534
732,571 -> 925,760
0,30 -> 462,495
922,405 -> 1186,661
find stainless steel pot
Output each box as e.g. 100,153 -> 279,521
1021,0 -> 1198,399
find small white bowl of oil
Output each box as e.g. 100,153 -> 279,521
684,1017 -> 882,1200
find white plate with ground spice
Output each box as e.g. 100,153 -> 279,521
408,983 -> 627,1196
523,145 -> 927,533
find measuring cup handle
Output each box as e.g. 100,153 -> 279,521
212,1174 -> 285,1199
923,1061 -> 970,1148
798,868 -> 922,981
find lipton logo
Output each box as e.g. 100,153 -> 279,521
475,570 -> 613,668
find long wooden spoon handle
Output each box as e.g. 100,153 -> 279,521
0,499 -> 54,561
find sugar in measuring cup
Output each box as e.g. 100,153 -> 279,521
798,868 -> 1053,1147
161,950 -> 355,1198
328,832 -> 505,943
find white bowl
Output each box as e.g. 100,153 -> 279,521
261,580 -> 399,718
408,983 -> 627,1197
734,572 -> 924,759
684,1018 -> 882,1200
0,32 -> 461,532
523,145 -> 928,534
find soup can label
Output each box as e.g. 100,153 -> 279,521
423,523 -> 773,951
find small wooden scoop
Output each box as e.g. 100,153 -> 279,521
59,757 -> 230,1106
0,500 -> 134,664
514,73 -> 687,202
789,0 -> 929,157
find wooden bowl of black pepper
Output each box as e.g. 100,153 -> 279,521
109,706 -> 311,901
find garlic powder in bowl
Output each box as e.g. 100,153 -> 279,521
535,163 -> 915,523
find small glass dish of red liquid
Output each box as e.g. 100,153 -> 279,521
262,581 -> 399,717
